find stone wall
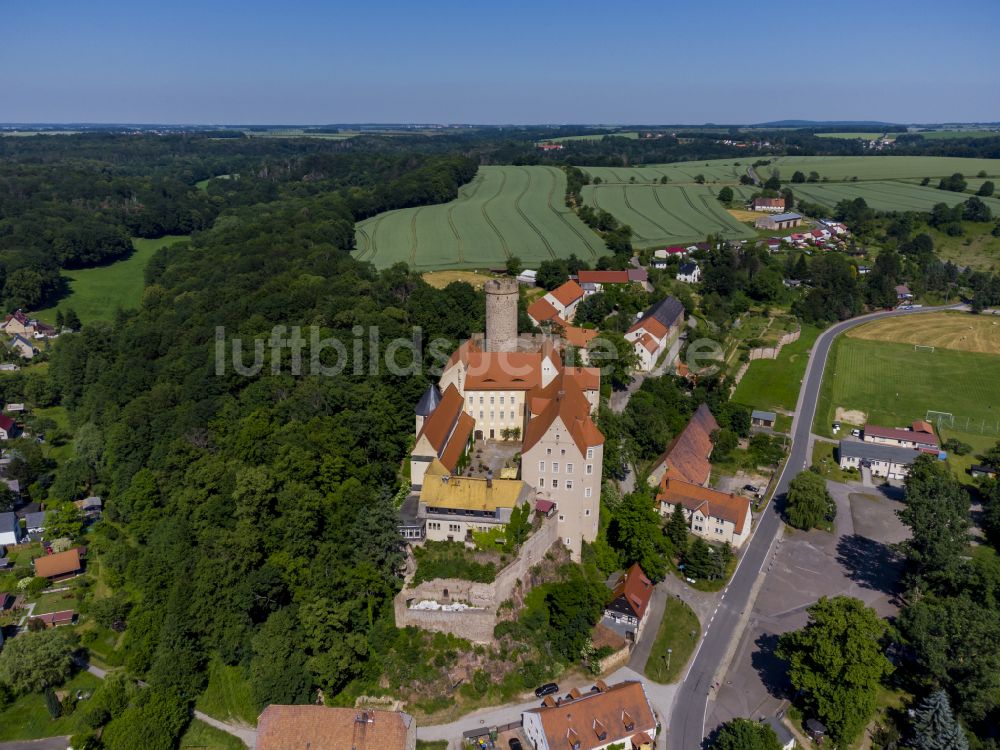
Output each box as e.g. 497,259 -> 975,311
730,327 -> 801,393
598,644 -> 631,674
394,513 -> 560,642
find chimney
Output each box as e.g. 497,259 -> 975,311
486,469 -> 493,488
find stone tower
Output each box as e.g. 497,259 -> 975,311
484,277 -> 518,352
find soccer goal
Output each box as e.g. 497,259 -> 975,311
926,410 -> 954,428
914,344 -> 936,353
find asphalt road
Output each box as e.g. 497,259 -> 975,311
668,303 -> 962,749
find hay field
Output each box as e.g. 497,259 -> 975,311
354,166 -> 606,269
847,312 -> 1000,355
421,270 -> 490,289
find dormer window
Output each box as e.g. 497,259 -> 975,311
592,718 -> 608,740
622,709 -> 635,732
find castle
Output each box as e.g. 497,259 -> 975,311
409,277 -> 604,560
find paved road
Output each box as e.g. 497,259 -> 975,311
668,303 -> 962,749
0,740 -> 70,750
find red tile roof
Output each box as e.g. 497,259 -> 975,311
656,476 -> 750,530
564,366 -> 601,392
465,352 -> 546,391
416,385 -> 465,453
610,563 -> 654,621
527,297 -> 562,324
549,280 -> 585,307
577,270 -> 630,284
439,412 -> 475,472
561,325 -> 600,348
0,414 -> 14,432
31,610 -> 75,627
33,549 -> 82,579
912,420 -> 934,435
753,197 -> 785,209
523,681 -> 656,750
864,424 -> 938,447
523,374 -> 604,455
653,404 -> 718,485
257,706 -> 414,750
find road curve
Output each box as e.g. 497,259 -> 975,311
668,303 -> 963,749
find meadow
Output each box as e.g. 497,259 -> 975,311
912,130 -> 1000,140
34,235 -> 189,324
353,166 -> 606,269
781,181 -> 1000,214
582,159 -> 749,185
816,133 -> 893,140
580,182 -> 756,248
813,335 -> 1000,440
732,325 -> 822,412
546,131 -> 639,142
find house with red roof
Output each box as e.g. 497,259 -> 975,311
656,475 -> 752,547
409,384 -> 475,489
603,563 -> 654,639
539,280 -> 585,322
0,414 -> 18,441
624,297 -> 684,371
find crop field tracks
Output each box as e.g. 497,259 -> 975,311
353,166 -> 606,269
356,156 -> 1000,269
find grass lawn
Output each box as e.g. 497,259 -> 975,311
847,311 -> 1000,355
644,599 -> 700,684
938,427 -> 998,484
813,336 -> 1000,439
33,235 -> 189,324
774,413 -> 793,434
180,719 -> 247,750
0,671 -> 101,740
421,270 -> 491,289
811,440 -> 860,483
733,324 -> 822,412
195,657 -> 259,726
417,742 -> 449,750
31,588 -> 78,615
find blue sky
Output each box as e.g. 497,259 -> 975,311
3,0 -> 999,124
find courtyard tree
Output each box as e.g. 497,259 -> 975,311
776,596 -> 892,746
909,689 -> 969,750
711,718 -> 783,750
785,471 -> 834,530
0,628 -> 78,694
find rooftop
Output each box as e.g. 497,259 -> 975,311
657,476 -> 751,529
257,706 -> 415,750
863,424 -> 938,447
33,548 -> 82,579
839,439 -> 923,465
652,403 -> 718,486
420,459 -> 529,512
769,212 -> 802,222
609,563 -> 654,621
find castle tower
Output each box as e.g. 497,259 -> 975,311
414,383 -> 442,435
484,277 -> 518,353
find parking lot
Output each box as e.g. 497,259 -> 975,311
707,479 -> 909,730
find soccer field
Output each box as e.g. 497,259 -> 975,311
353,166 -> 606,269
814,337 -> 1000,438
847,312 -> 1000,355
581,183 -> 756,248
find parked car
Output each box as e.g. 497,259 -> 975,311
508,740 -> 523,750
534,682 -> 559,698
851,428 -> 861,437
743,484 -> 761,494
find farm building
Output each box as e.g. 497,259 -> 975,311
576,269 -> 648,291
755,213 -> 802,230
837,439 -> 923,480
751,410 -> 777,429
676,261 -> 701,284
751,197 -> 786,212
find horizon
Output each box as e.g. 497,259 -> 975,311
3,0 -> 999,124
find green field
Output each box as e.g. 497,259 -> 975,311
732,325 -> 822,412
354,166 -> 606,269
582,159 -> 749,185
755,155 -> 1000,182
911,130 -> 1000,140
546,131 -> 639,142
0,671 -> 102,740
784,181 -> 1000,214
34,235 -> 188,324
816,133 -> 893,140
581,183 -> 755,248
813,337 -> 1000,441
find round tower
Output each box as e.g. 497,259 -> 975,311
484,277 -> 519,353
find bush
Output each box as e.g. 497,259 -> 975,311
44,687 -> 62,718
943,438 -> 972,456
412,542 -> 497,584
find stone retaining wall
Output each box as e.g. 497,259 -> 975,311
393,513 -> 560,642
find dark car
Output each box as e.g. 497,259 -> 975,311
508,740 -> 523,750
743,484 -> 760,494
534,682 -> 559,698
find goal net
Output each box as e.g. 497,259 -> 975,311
914,344 -> 936,353
926,410 -> 954,428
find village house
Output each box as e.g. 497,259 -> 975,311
410,384 -> 475,490
838,439 -> 921,480
602,563 -> 654,641
521,372 -> 604,560
755,212 -> 802,230
257,706 -> 417,750
546,280 -> 586,321
863,422 -> 939,450
751,197 -> 786,212
29,610 -> 76,629
648,403 -> 718,488
971,464 -> 998,480
33,548 -> 83,581
8,333 -> 38,360
25,511 -> 46,538
0,512 -> 22,547
522,680 -> 658,750
0,414 -> 18,441
895,283 -> 913,300
576,269 -> 649,294
417,459 -> 533,543
656,476 -> 752,547
624,296 -> 685,372
675,260 -> 701,284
